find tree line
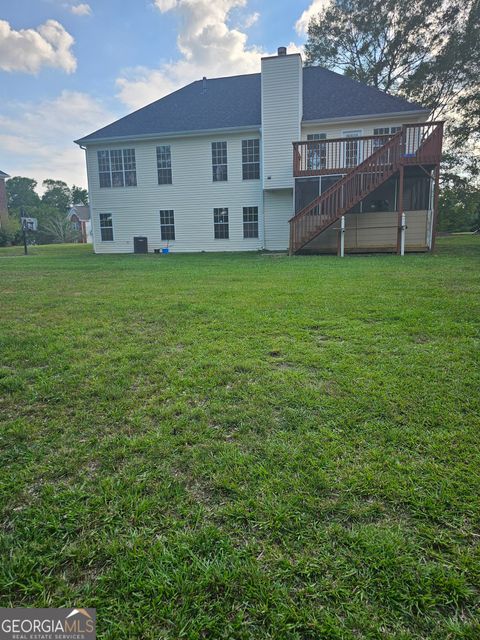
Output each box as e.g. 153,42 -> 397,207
0,177 -> 89,246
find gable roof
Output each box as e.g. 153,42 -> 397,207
68,205 -> 90,221
0,170 -> 10,179
76,67 -> 427,144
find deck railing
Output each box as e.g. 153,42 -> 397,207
293,122 -> 443,177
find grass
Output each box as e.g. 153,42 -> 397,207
0,237 -> 479,639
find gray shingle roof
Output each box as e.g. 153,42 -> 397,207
76,66 -> 427,144
69,205 -> 90,221
302,67 -> 425,120
0,170 -> 10,179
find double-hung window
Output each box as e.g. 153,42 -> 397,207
242,139 -> 260,179
243,206 -> 258,238
160,210 -> 175,240
214,208 -> 229,239
307,133 -> 327,170
97,149 -> 137,188
157,146 -> 172,184
99,213 -> 113,241
212,142 -> 227,181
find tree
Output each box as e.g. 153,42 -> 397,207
0,218 -> 21,247
438,183 -> 480,232
6,177 -> 40,209
42,179 -> 72,213
438,152 -> 480,232
71,185 -> 89,205
41,212 -> 80,244
4,175 -> 89,244
304,0 -> 479,143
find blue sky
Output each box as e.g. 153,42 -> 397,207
0,0 -> 325,189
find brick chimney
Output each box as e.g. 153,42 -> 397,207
0,171 -> 9,228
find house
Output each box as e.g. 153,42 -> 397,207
0,170 -> 9,228
75,48 -> 443,255
67,204 -> 92,243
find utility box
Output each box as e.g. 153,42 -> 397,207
133,236 -> 148,254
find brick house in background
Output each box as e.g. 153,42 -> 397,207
0,170 -> 9,228
67,204 -> 92,243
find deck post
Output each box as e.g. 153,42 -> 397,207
400,212 -> 406,256
430,164 -> 441,252
396,164 -> 404,254
338,215 -> 345,257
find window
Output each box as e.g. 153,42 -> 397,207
160,210 -> 175,240
213,208 -> 229,239
212,142 -> 227,181
243,206 -> 258,238
99,213 -> 113,241
97,149 -> 137,188
242,139 -> 260,179
98,151 -> 111,188
307,133 -> 327,170
122,149 -> 137,187
343,130 -> 361,168
373,126 -> 402,151
157,146 -> 172,184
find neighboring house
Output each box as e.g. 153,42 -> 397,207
67,204 -> 92,243
0,170 -> 9,228
75,48 -> 443,255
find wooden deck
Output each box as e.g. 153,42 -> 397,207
290,122 -> 444,255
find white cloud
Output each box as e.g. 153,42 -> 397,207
295,0 -> 331,36
243,12 -> 260,28
117,0 -> 301,110
0,92 -> 116,188
70,3 -> 92,16
0,19 -> 76,74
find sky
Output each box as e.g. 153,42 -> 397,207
0,0 -> 329,191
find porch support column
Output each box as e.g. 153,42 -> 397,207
396,164 -> 405,255
430,164 -> 441,252
400,213 -> 406,256
337,215 -> 345,257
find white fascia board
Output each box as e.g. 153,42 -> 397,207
75,125 -> 261,146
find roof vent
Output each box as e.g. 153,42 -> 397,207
277,46 -> 287,56
202,76 -> 207,93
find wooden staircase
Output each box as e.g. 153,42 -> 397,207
289,122 -> 444,255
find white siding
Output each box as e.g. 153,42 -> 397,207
261,54 -> 302,190
264,189 -> 293,251
301,112 -> 427,140
87,132 -> 263,253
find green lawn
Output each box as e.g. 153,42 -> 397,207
1,237 -> 479,639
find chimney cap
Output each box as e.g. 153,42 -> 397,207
277,46 -> 287,56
